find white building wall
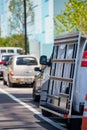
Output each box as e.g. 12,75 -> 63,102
27,0 -> 42,58
28,0 -> 54,59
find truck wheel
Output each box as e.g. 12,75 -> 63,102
42,109 -> 52,117
67,118 -> 81,130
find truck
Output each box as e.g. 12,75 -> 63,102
39,32 -> 87,130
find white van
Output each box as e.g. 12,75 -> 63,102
0,47 -> 23,55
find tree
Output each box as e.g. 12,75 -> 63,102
8,0 -> 33,53
0,34 -> 29,50
7,34 -> 25,48
9,0 -> 32,34
0,37 -> 6,46
54,0 -> 87,35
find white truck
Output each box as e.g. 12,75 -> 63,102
39,32 -> 87,130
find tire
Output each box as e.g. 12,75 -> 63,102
8,76 -> 14,87
3,79 -> 7,85
66,118 -> 82,130
33,93 -> 40,102
42,109 -> 52,117
33,82 -> 40,102
66,105 -> 82,130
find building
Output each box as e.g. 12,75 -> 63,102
28,0 -> 68,58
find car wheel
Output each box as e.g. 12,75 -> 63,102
8,76 -> 14,87
32,82 -> 40,102
33,93 -> 40,102
3,79 -> 7,85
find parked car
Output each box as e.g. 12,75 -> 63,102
32,63 -> 50,102
0,53 -> 14,78
3,55 -> 40,87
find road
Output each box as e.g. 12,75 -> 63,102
0,80 -> 68,130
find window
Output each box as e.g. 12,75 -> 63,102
17,49 -> 23,54
16,57 -> 38,65
2,55 -> 13,62
1,49 -> 6,53
8,49 -> 14,53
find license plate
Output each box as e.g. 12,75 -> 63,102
25,78 -> 30,83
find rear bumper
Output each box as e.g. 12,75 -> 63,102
10,76 -> 35,84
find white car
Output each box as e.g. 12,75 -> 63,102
3,55 -> 40,87
0,53 -> 14,78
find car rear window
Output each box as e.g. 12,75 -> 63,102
2,55 -> 13,62
16,57 -> 38,65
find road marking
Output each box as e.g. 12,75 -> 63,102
0,88 -> 67,130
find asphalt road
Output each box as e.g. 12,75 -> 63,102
0,79 -> 68,130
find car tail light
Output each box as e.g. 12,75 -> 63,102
9,70 -> 14,76
63,114 -> 68,118
81,51 -> 87,67
0,61 -> 6,65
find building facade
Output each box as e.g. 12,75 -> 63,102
27,0 -> 54,58
28,0 -> 68,58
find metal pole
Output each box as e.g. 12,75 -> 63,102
24,0 -> 27,54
